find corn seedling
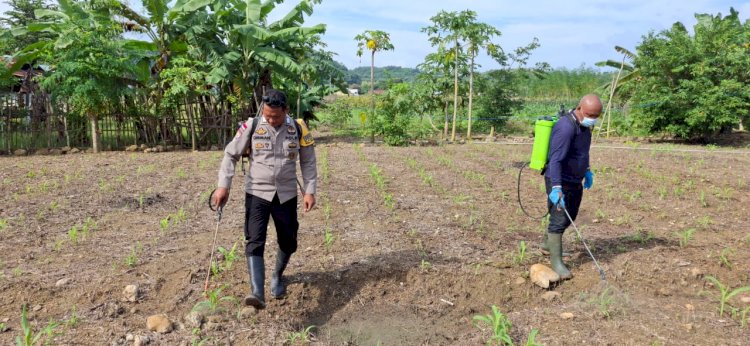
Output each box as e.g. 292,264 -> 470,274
212,242 -> 240,276
123,242 -> 142,267
68,226 -> 80,245
65,306 -> 80,328
588,287 -> 616,319
420,259 -> 431,271
629,230 -> 654,244
696,216 -> 713,229
0,218 -> 7,232
287,325 -> 316,344
698,191 -> 708,207
160,217 -> 170,233
513,241 -> 528,265
15,305 -> 59,346
176,168 -> 187,179
472,305 -> 513,345
192,285 -> 237,314
673,228 -> 695,248
323,227 -> 335,249
718,247 -> 734,270
704,276 -> 750,317
741,307 -> 750,327
26,171 -> 35,179
48,201 -> 59,212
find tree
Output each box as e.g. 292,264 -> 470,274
0,0 -> 57,54
422,10 -> 477,142
464,21 -> 501,140
630,8 -> 750,140
355,29 -> 394,142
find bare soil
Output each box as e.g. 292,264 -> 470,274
1,133 -> 749,345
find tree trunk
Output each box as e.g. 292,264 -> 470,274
443,100 -> 449,140
186,98 -> 197,151
467,54 -> 475,142
370,49 -> 376,143
450,38 -> 459,142
90,115 -> 100,153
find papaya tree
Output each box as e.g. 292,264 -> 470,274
355,29 -> 394,142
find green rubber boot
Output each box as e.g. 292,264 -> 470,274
539,232 -> 571,257
548,233 -> 572,280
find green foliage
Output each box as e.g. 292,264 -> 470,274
15,305 -> 58,346
211,241 -> 240,276
287,325 -> 316,344
472,305 -> 516,345
631,8 -> 750,140
704,275 -> 750,317
192,285 -> 237,315
674,228 -> 695,247
512,241 -> 528,265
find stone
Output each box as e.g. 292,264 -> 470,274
36,148 -> 49,155
143,148 -> 151,153
559,312 -> 575,320
658,287 -> 672,296
514,277 -> 526,285
184,311 -> 204,329
146,314 -> 172,333
125,334 -> 134,341
210,145 -> 219,151
205,321 -> 223,332
689,268 -> 703,279
69,148 -> 80,154
740,295 -> 750,304
126,145 -> 138,152
541,291 -> 561,301
139,144 -> 147,150
61,146 -> 71,154
55,278 -> 71,287
683,323 -> 693,332
530,264 -> 560,289
239,307 -> 257,319
155,145 -> 164,152
133,335 -> 150,346
14,149 -> 27,156
123,285 -> 139,302
32,305 -> 42,312
685,304 -> 695,311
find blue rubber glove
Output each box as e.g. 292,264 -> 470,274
549,187 -> 565,208
584,170 -> 594,190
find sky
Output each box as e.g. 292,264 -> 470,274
263,0 -> 750,71
3,0 -> 748,71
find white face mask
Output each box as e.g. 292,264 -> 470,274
581,117 -> 598,128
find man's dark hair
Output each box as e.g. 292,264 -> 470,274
262,89 -> 287,108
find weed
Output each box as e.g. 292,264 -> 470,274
629,230 -> 654,244
588,287 -> 616,319
287,325 -> 316,344
123,242 -> 142,267
160,217 -> 170,233
65,306 -> 80,328
595,209 -> 606,219
656,186 -> 667,200
176,168 -> 187,179
68,226 -> 80,246
718,247 -> 734,270
626,190 -> 642,203
451,193 -> 470,204
420,259 -> 431,271
704,276 -> 750,317
212,242 -> 240,276
192,285 -> 237,314
698,191 -> 708,207
472,305 -> 513,345
48,201 -> 59,213
513,241 -> 528,265
15,305 -> 58,346
673,186 -> 685,198
323,227 -> 335,249
0,218 -> 7,232
696,216 -> 713,230
673,228 -> 695,248
26,171 -> 35,179
741,307 -> 750,327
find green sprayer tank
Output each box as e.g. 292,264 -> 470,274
529,105 -> 567,171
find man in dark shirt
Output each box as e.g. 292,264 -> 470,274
542,94 -> 602,279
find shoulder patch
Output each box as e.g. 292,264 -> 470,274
296,119 -> 315,146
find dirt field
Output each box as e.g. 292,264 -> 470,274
1,133 -> 749,345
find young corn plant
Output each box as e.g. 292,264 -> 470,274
472,305 -> 513,345
287,325 -> 316,344
718,247 -> 734,269
323,227 -> 335,249
212,241 -> 240,276
68,226 -> 80,246
513,241 -> 528,265
193,285 -> 237,315
123,242 -> 142,267
15,305 -> 59,346
0,218 -> 8,232
673,228 -> 695,248
704,276 -> 750,317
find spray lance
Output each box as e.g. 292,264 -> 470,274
517,104 -> 606,281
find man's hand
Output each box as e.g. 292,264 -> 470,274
549,186 -> 565,209
212,187 -> 229,209
584,170 -> 594,190
303,194 -> 316,212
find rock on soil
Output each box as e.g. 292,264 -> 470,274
530,263 -> 560,288
134,335 -> 151,346
123,285 -> 140,302
55,278 -> 71,287
541,291 -> 561,301
560,312 -> 575,320
13,149 -> 27,156
146,314 -> 172,333
184,311 -> 204,329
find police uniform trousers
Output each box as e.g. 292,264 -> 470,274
244,193 -> 299,257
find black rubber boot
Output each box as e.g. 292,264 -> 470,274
244,256 -> 266,309
270,250 -> 291,299
548,233 -> 572,280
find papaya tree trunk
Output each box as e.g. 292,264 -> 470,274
467,53 -> 475,142
450,38 -> 459,142
89,114 -> 100,153
370,49 -> 376,143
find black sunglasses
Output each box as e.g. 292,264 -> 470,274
262,96 -> 286,107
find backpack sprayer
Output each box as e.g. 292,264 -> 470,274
516,105 -> 606,281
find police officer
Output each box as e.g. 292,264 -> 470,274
542,94 -> 602,280
212,89 -> 317,309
